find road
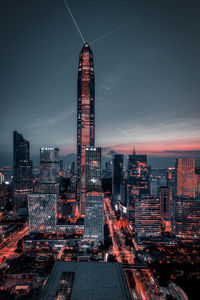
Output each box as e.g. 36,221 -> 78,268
0,226 -> 29,261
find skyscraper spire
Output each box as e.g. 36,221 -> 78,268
77,43 -> 95,216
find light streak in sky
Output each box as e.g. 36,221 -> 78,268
63,0 -> 86,43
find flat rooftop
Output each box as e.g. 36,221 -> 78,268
40,261 -> 132,300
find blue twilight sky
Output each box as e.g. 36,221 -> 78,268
0,0 -> 200,166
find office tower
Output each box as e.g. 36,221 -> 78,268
60,159 -> 63,171
127,153 -> 149,196
112,154 -> 123,205
28,193 -> 57,233
175,158 -> 195,198
159,186 -> 172,231
195,168 -> 200,199
136,195 -> 161,239
77,43 -> 95,216
175,197 -> 200,238
39,147 -> 59,193
85,147 -> 101,192
127,152 -> 149,223
13,131 -> 33,212
84,192 -> 104,243
151,169 -> 167,196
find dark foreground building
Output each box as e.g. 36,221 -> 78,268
40,262 -> 132,300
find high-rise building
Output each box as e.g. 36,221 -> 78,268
28,193 -> 57,233
85,147 -> 101,192
39,147 -> 59,193
175,197 -> 200,238
77,43 -> 95,216
136,195 -> 161,239
127,152 -> 149,223
159,186 -> 172,231
175,158 -> 195,198
84,192 -> 104,243
195,168 -> 200,199
112,154 -> 123,205
13,131 -> 33,212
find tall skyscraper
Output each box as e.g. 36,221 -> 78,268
77,43 -> 95,216
13,131 -> 33,212
175,158 -> 195,198
127,152 -> 150,223
84,192 -> 104,243
39,147 -> 59,193
112,154 -> 123,205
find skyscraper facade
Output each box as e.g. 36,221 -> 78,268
85,147 -> 101,192
28,193 -> 57,233
175,158 -> 195,198
39,147 -> 59,193
77,43 -> 95,216
112,154 -> 123,205
13,131 -> 33,212
136,195 -> 161,239
159,186 -> 172,231
84,192 -> 104,243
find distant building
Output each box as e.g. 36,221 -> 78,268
40,261 -> 132,300
195,168 -> 200,199
159,186 -> 172,231
39,147 -> 59,193
127,152 -> 150,223
175,197 -> 200,239
112,154 -> 123,205
136,195 -> 161,239
85,147 -> 102,192
28,193 -> 57,233
13,131 -> 33,213
77,43 -> 95,216
84,192 -> 104,243
175,158 -> 195,198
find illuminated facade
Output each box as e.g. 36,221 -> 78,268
127,153 -> 149,223
84,192 -> 104,243
136,195 -> 161,239
175,197 -> 200,238
77,43 -> 95,216
159,186 -> 172,231
112,154 -> 123,205
13,131 -> 33,212
39,147 -> 59,193
85,147 -> 102,192
28,193 -> 57,233
175,158 -> 195,198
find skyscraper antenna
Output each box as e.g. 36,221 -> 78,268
63,0 -> 86,44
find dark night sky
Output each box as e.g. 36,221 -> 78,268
1,0 -> 200,166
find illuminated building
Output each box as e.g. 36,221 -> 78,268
195,168 -> 200,199
28,193 -> 57,233
84,192 -> 104,243
127,152 -> 149,223
0,173 -> 5,185
136,195 -> 161,239
175,197 -> 200,238
39,147 -> 59,193
77,43 -> 95,216
85,147 -> 101,192
112,154 -> 123,205
175,158 -> 195,198
159,186 -> 172,231
13,131 -> 33,213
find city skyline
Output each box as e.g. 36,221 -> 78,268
1,0 -> 200,166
